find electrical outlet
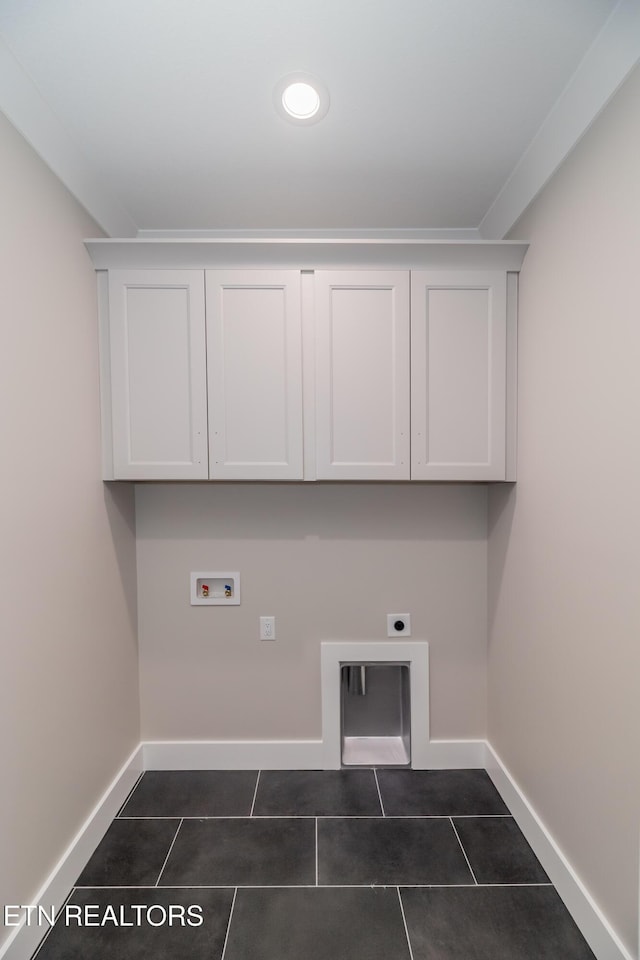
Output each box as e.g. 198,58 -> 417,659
260,616 -> 276,640
387,613 -> 411,637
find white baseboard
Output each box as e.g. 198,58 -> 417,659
422,739 -> 487,769
0,745 -> 143,960
141,737 -> 486,772
486,743 -> 633,960
142,739 -> 325,770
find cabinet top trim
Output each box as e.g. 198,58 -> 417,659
85,238 -> 528,272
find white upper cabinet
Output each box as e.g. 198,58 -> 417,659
107,270 -> 208,480
314,271 -> 411,480
411,271 -> 507,480
205,271 -> 303,480
96,244 -> 522,483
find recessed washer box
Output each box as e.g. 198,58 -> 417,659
190,572 -> 240,605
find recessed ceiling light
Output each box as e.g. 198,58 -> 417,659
274,73 -> 329,125
282,81 -> 320,120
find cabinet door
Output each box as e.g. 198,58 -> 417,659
108,270 -> 208,480
206,271 -> 303,479
411,271 -> 506,480
315,271 -> 410,480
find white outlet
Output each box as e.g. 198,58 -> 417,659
260,616 -> 276,640
387,613 -> 411,637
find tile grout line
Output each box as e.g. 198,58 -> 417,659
249,770 -> 261,817
315,817 -> 319,886
396,887 -> 415,960
373,769 -> 386,816
219,887 -> 238,960
119,814 -> 319,820
155,818 -> 184,887
31,886 -> 77,958
73,881 -> 555,890
115,771 -> 145,818
249,770 -> 262,817
115,814 -> 515,820
449,817 -> 478,885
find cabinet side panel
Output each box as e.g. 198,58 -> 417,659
97,270 -> 114,480
505,272 -> 518,481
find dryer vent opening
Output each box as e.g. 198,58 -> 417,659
341,662 -> 410,767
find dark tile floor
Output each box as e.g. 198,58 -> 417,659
31,768 -> 596,960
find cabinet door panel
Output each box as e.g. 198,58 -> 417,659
108,270 -> 208,479
411,271 -> 506,480
206,271 -> 303,479
315,271 -> 410,480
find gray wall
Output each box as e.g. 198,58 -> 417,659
0,112 -> 140,949
488,65 -> 640,955
136,482 -> 488,741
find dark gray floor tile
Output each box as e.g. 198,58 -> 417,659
253,769 -> 382,816
452,817 -> 549,883
377,769 -> 510,816
400,886 -> 596,959
224,887 -> 411,960
32,888 -> 234,960
318,817 -> 473,885
120,770 -> 258,818
76,819 -> 179,886
160,817 -> 315,886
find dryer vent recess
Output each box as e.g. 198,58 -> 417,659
387,614 -> 411,636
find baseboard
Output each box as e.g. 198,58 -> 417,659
422,738 -> 487,769
141,737 -> 486,771
486,743 -> 633,960
142,739 -> 325,770
0,745 -> 143,960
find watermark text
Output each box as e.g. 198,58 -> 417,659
3,904 -> 204,927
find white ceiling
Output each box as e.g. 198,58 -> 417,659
0,0 -> 638,238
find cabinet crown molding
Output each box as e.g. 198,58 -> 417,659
85,238 -> 528,272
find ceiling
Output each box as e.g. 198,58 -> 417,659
0,0 -> 638,238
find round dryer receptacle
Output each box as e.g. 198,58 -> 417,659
387,613 -> 411,637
